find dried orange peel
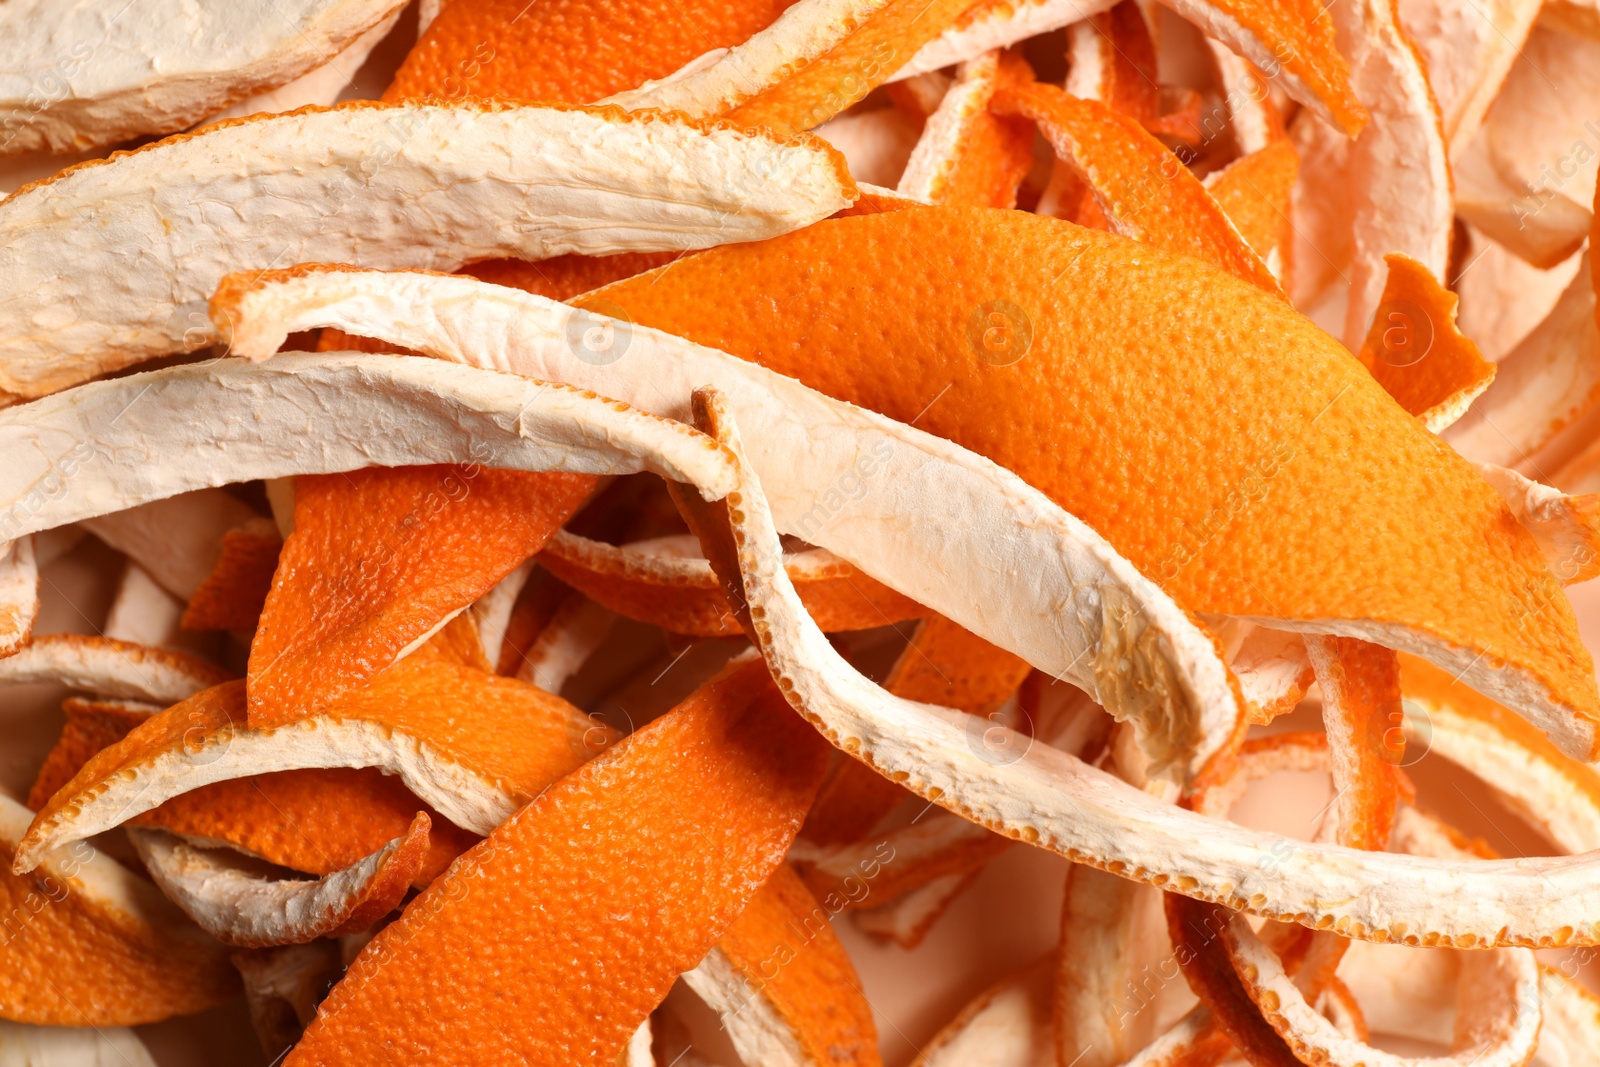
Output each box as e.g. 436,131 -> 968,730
15,655 -> 610,868
0,102 -> 854,401
127,814 -> 429,948
0,0 -> 407,154
0,791 -> 237,1026
283,656 -> 828,1065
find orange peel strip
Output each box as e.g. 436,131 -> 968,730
80,489 -> 260,601
16,655 -> 612,868
1293,0 -> 1452,348
790,806 -> 1006,906
1397,0 -> 1541,153
538,529 -> 927,637
1054,865 -> 1169,1067
1357,254 -> 1497,434
912,952 -> 1055,1067
0,792 -> 236,1025
896,50 -> 1037,208
1444,253 -> 1600,469
0,0 -> 406,154
893,0 -> 1113,79
1229,624 -> 1313,725
680,864 -> 881,1067
1399,652 -> 1600,854
0,354 -> 742,549
852,870 -> 979,948
0,102 -> 854,401
385,0 -> 796,106
554,206 -> 1595,759
602,0 -> 980,136
991,81 -> 1282,294
104,561 -> 185,649
514,593 -> 618,693
247,464 -> 596,726
127,814 -> 429,948
0,535 -> 37,657
468,558 -> 535,670
0,633 -> 231,705
1474,464 -> 1600,586
680,387 -> 1600,946
283,656 -> 828,1065
1206,41 -> 1283,155
1303,635 -> 1403,851
1202,138 -> 1299,289
28,692 -> 476,884
208,265 -> 1245,783
181,518 -> 282,632
803,614 -> 1030,844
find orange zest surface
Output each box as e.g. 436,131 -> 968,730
578,206 -> 1599,755
32,691 -> 477,883
900,50 -> 1036,208
1204,138 -> 1299,288
247,465 -> 596,726
283,657 -> 828,1065
181,517 -> 282,631
990,82 -> 1283,294
385,0 -> 798,106
0,795 -> 238,1026
1357,253 -> 1497,432
710,863 -> 882,1066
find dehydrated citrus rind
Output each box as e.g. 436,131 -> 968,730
991,81 -> 1282,293
206,265 -> 1245,781
896,50 -> 1035,208
0,354 -> 741,542
1475,464 -> 1600,586
912,952 -> 1054,1067
0,792 -> 236,1025
283,657 -> 828,1065
0,0 -> 406,155
81,489 -> 261,601
0,102 -> 854,400
0,633 -> 231,705
128,814 -> 428,948
16,658 -> 610,869
686,388 -> 1600,947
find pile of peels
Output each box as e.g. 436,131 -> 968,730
2,0 -> 1600,1063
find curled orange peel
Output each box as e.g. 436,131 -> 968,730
0,633 -> 231,706
537,529 -> 927,636
991,81 -> 1283,295
896,50 -> 1037,208
682,864 -> 881,1067
181,518 -> 282,632
0,101 -> 855,401
15,655 -> 612,870
1203,138 -> 1299,288
913,951 -> 1055,1066
0,791 -> 237,1026
283,656 -> 828,1065
0,536 -> 36,657
1357,253 -> 1497,434
128,813 -> 429,948
29,693 -> 476,884
603,0 -> 983,137
206,264 -> 1245,782
247,464 -> 596,726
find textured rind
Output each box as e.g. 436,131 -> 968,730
0,353 -> 740,541
0,0 -> 406,155
0,101 -> 854,399
0,793 -> 236,1025
892,0 -> 1112,79
16,660 -> 609,870
912,952 -> 1055,1067
283,658 -> 829,1066
0,633 -> 231,704
688,390 -> 1600,948
210,265 -> 1244,783
129,816 -> 428,948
